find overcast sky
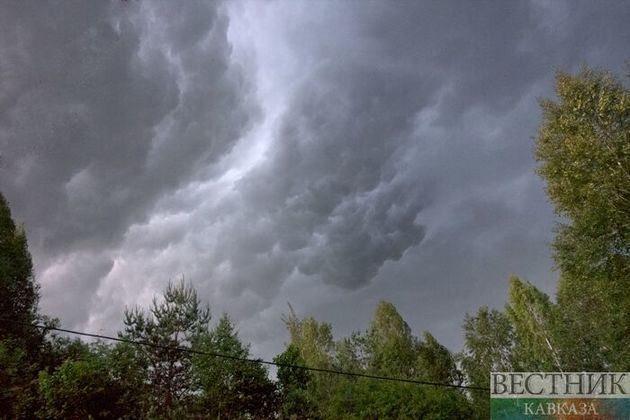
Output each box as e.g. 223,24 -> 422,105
1,0 -> 628,360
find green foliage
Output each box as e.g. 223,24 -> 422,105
416,332 -> 462,385
0,192 -> 49,418
461,306 -> 513,418
274,344 -> 315,419
555,270 -> 629,370
37,349 -> 128,419
0,193 -> 39,343
327,378 -> 473,419
334,333 -> 366,373
275,344 -> 311,390
119,279 -> 211,416
536,67 -> 629,281
457,67 -> 629,419
0,340 -> 39,419
506,277 -> 562,371
365,301 -> 417,378
535,67 -> 630,370
192,314 -> 277,418
103,342 -> 149,417
283,302 -> 473,418
282,305 -> 336,415
4,65 -> 628,418
284,305 -> 334,370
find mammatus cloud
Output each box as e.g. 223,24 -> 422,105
0,0 -> 256,324
1,0 -> 629,358
0,0 -> 254,253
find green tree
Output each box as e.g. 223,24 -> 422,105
536,67 -> 629,282
0,193 -> 39,346
365,300 -> 417,378
37,344 -> 129,420
105,341 -> 150,417
119,279 -> 211,416
505,277 -> 562,371
0,340 -> 38,419
535,67 -> 630,369
282,305 -> 335,416
416,331 -> 462,385
327,379 -> 473,420
461,306 -> 513,419
334,332 -> 366,373
0,192 -> 49,418
283,306 -> 334,370
274,344 -> 315,419
281,302 -> 474,418
192,314 -> 277,419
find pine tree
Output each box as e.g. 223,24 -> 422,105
0,192 -> 40,349
0,192 -> 46,417
119,279 -> 211,416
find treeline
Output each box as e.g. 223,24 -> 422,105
1,67 -> 628,419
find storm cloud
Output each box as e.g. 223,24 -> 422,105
1,0 -> 628,358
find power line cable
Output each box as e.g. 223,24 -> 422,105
24,322 -> 489,391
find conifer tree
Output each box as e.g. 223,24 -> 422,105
0,192 -> 46,417
0,193 -> 40,350
119,279 -> 211,416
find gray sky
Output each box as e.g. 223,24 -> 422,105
1,0 -> 628,359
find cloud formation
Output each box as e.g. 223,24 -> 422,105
1,0 -> 254,253
1,0 -> 628,358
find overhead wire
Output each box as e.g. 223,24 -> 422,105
22,322 -> 489,391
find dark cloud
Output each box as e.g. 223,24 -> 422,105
236,59 -> 434,287
0,0 -> 255,254
226,0 -> 629,355
0,0 -> 628,360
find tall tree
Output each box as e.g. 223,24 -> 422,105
536,67 -> 629,282
461,306 -> 514,419
326,377 -> 473,420
103,340 -> 149,417
334,332 -> 366,373
192,314 -> 277,419
535,67 -> 630,369
416,331 -> 462,385
282,305 -> 335,416
0,192 -> 40,350
281,302 -> 474,418
37,343 -> 130,420
283,305 -> 334,370
332,302 -> 470,418
505,277 -> 562,372
365,300 -> 417,378
119,279 -> 211,416
274,344 -> 315,419
0,192 -> 47,418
